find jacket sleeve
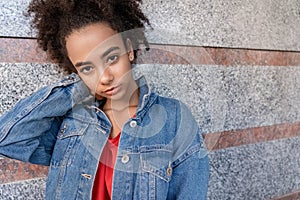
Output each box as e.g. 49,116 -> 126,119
0,74 -> 91,166
167,131 -> 209,199
167,101 -> 210,199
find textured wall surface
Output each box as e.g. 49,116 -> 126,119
136,64 -> 300,133
208,137 -> 300,200
143,0 -> 300,51
1,0 -> 300,51
0,178 -> 46,199
2,137 -> 300,200
1,0 -> 300,199
1,63 -> 300,133
1,62 -> 300,199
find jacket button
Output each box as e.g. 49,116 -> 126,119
130,120 -> 137,128
121,154 -> 130,164
60,124 -> 67,134
166,164 -> 172,176
81,173 -> 92,180
67,75 -> 75,80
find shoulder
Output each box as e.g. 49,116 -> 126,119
153,95 -> 203,161
152,94 -> 198,135
155,95 -> 180,109
155,95 -> 194,119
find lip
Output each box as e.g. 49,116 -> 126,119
102,85 -> 121,96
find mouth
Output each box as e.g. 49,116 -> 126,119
102,85 -> 121,96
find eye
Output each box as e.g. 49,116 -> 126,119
80,65 -> 95,74
106,55 -> 119,65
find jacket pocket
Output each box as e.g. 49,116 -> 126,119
139,147 -> 172,200
51,117 -> 89,167
140,148 -> 173,182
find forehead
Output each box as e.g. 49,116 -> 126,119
66,23 -> 125,63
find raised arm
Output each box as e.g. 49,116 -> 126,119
0,74 -> 90,165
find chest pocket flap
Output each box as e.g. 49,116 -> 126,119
140,147 -> 173,182
57,117 -> 89,139
51,117 -> 89,167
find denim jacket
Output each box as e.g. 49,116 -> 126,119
0,73 -> 209,200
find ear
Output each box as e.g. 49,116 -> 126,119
126,38 -> 134,61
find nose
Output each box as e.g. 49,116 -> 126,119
99,66 -> 114,85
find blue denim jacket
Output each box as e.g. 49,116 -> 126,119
0,73 -> 209,200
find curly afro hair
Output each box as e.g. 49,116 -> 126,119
26,0 -> 151,73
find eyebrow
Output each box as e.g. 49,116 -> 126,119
74,46 -> 121,67
101,46 -> 121,59
75,61 -> 92,67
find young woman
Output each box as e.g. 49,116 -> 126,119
0,0 -> 209,199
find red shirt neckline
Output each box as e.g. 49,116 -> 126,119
92,133 -> 121,200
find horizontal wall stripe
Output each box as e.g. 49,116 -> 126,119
271,189 -> 300,200
0,38 -> 48,63
1,121 -> 299,184
148,45 -> 300,66
204,121 -> 300,151
1,38 -> 300,66
0,158 -> 48,184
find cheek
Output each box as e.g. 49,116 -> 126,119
119,66 -> 134,81
79,76 -> 98,94
79,77 -> 104,101
115,61 -> 133,78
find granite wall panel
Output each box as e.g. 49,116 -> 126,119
135,64 -> 300,134
208,136 -> 300,200
1,63 -> 299,134
0,0 -> 33,37
1,62 -> 300,199
1,63 -> 300,199
0,178 -> 46,199
0,63 -> 67,115
1,0 -> 300,51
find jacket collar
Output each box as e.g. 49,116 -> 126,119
135,76 -> 157,120
89,75 -> 157,121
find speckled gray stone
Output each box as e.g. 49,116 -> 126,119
0,178 -> 46,199
142,0 -> 300,51
1,0 -> 300,51
0,63 -> 67,115
134,64 -> 300,133
1,63 -> 300,199
1,63 -> 300,134
0,0 -> 34,37
208,136 -> 300,200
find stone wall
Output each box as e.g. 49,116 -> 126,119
1,0 -> 300,199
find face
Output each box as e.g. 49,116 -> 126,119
66,23 -> 136,102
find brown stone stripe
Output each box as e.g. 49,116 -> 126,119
270,190 -> 300,200
1,38 -> 300,66
0,38 -> 48,63
204,47 -> 300,67
1,121 -> 299,184
204,121 -> 300,151
137,45 -> 216,65
0,158 -> 48,184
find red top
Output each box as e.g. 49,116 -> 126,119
92,133 -> 121,200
